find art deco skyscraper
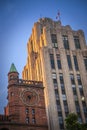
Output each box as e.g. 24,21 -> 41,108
22,18 -> 87,130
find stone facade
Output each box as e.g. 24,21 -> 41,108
22,18 -> 87,130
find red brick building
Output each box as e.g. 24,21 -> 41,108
0,63 -> 48,130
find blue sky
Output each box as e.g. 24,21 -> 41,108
0,0 -> 87,114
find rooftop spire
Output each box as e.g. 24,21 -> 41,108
9,63 -> 18,73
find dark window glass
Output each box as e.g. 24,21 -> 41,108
82,102 -> 87,113
51,34 -> 58,48
82,101 -> 87,120
57,101 -> 61,112
63,101 -> 69,113
59,74 -> 64,84
55,93 -> 59,100
77,75 -> 82,85
56,54 -> 62,69
74,36 -> 81,49
55,89 -> 58,95
56,100 -> 60,105
76,106 -> 80,113
58,112 -> 62,116
79,88 -> 84,96
26,117 -> 29,124
70,74 -> 75,85
64,105 -> 69,113
51,34 -> 57,43
62,35 -> 69,50
50,54 -> 55,69
67,55 -> 72,70
61,84 -> 65,94
26,108 -> 29,114
32,117 -> 36,124
78,116 -> 82,123
75,101 -> 80,113
53,79 -> 57,84
72,87 -> 77,95
86,118 -> 87,123
84,57 -> 87,70
59,74 -> 66,94
56,101 -> 61,112
32,109 -> 35,115
73,56 -> 79,71
58,116 -> 64,129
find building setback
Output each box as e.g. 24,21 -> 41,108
22,17 -> 87,130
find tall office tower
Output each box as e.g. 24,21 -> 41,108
22,18 -> 87,130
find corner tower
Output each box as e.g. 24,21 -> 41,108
7,63 -> 19,121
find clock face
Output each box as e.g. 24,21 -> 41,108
20,89 -> 39,106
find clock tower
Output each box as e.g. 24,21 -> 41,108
5,63 -> 48,130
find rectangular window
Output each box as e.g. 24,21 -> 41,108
62,94 -> 66,100
78,117 -> 82,123
53,79 -> 57,84
77,75 -> 82,85
51,34 -> 58,48
55,89 -> 58,95
74,95 -> 78,101
59,74 -> 66,94
51,34 -> 57,43
73,56 -> 79,71
63,101 -> 69,113
74,36 -> 81,49
54,89 -> 59,100
26,117 -> 29,124
32,117 -> 36,124
62,35 -> 69,50
82,101 -> 87,113
26,108 -> 29,114
70,74 -> 75,85
79,87 -> 84,96
50,54 -> 55,69
59,73 -> 64,84
75,101 -> 80,113
59,116 -> 63,124
57,105 -> 61,112
84,57 -> 87,70
72,87 -> 77,95
61,84 -> 65,94
58,116 -> 64,129
32,109 -> 35,115
55,92 -> 59,100
67,55 -> 72,70
56,54 -> 62,69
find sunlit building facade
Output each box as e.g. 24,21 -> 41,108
22,18 -> 87,130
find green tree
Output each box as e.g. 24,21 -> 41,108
65,113 -> 87,130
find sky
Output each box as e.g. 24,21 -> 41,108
0,0 -> 87,114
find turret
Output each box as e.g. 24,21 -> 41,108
7,63 -> 19,122
8,63 -> 19,86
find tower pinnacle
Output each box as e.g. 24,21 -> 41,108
9,63 -> 18,73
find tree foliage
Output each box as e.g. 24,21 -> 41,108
65,113 -> 87,130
